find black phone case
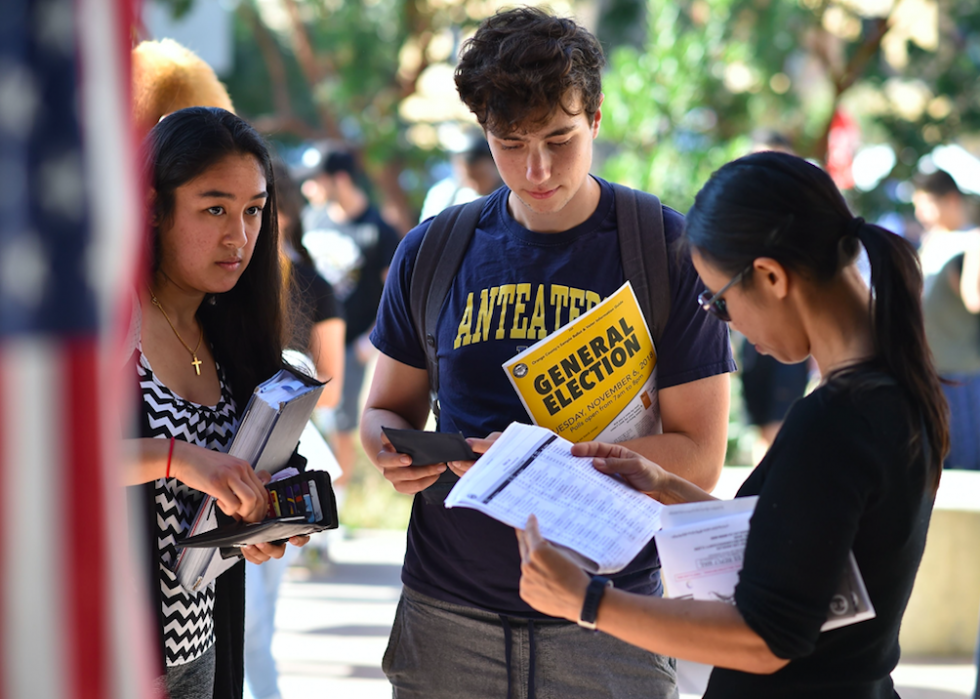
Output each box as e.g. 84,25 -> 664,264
176,470 -> 338,550
382,427 -> 477,466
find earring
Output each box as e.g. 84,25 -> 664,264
207,295 -> 217,306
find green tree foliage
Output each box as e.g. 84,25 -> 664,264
598,0 -> 980,215
219,0 -> 489,230
599,0 -> 757,211
858,2 -> 980,179
161,0 -> 980,224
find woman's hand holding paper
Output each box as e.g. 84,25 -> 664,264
571,441 -> 671,501
516,514 -> 591,621
572,441 -> 717,506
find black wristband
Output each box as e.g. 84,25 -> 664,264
578,575 -> 613,630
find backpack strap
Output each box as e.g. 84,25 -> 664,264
409,197 -> 487,420
612,184 -> 671,345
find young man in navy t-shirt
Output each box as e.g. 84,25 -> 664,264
361,8 -> 735,698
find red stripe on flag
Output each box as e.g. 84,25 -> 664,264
0,351 -> 6,699
66,339 -> 107,699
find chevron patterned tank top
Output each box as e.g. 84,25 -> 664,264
137,346 -> 238,667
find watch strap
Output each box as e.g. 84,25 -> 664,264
578,575 -> 613,630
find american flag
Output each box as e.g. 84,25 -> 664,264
0,0 -> 155,697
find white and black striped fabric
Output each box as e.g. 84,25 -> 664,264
137,348 -> 238,667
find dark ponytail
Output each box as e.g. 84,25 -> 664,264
854,220 -> 948,488
685,151 -> 948,490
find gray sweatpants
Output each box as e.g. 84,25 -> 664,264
383,586 -> 678,699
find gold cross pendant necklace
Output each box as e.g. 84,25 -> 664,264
148,289 -> 205,376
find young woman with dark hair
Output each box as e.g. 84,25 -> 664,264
518,151 -> 948,698
125,106 -> 308,699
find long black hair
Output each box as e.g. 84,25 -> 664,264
272,159 -> 314,267
685,151 -> 948,489
144,106 -> 285,408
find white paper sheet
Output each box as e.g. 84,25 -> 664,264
655,498 -> 758,602
655,496 -> 876,631
445,422 -> 663,574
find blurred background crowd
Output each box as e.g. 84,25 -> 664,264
136,0 -> 980,530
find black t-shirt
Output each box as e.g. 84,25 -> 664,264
302,205 -> 401,345
706,370 -> 934,698
288,261 -> 342,353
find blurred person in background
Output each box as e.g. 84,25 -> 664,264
276,160 -> 345,408
461,137 -> 505,199
241,161 -> 347,699
912,171 -> 980,699
912,170 -> 980,690
301,147 -> 401,485
132,38 -> 235,141
419,130 -> 503,221
913,169 -> 980,471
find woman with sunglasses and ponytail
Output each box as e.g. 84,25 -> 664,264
517,150 -> 948,698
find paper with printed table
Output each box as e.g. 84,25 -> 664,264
445,422 -> 665,574
446,424 -> 875,630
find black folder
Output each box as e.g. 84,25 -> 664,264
177,470 -> 338,551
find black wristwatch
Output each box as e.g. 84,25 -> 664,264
577,575 -> 613,630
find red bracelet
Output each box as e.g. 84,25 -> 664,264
166,436 -> 176,479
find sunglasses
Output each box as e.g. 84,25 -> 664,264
697,265 -> 752,322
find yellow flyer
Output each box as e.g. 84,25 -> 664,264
502,282 -> 661,443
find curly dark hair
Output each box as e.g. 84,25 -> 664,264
455,7 -> 605,134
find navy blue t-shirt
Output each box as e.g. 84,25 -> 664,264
371,177 -> 735,616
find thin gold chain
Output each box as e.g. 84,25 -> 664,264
148,288 -> 205,375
